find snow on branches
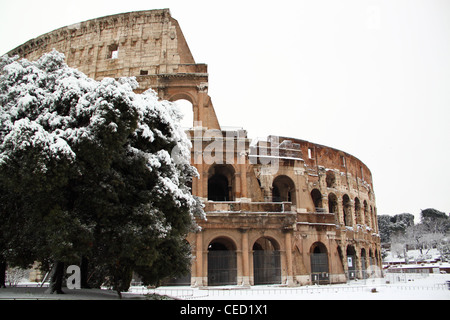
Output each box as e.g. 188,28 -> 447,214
0,49 -> 204,226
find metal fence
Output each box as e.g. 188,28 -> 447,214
311,253 -> 329,284
253,251 -> 281,285
207,251 -> 237,286
142,282 -> 448,300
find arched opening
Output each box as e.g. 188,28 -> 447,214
310,242 -> 329,284
343,194 -> 352,226
328,193 -> 338,214
252,237 -> 281,285
326,170 -> 336,188
208,175 -> 229,201
370,204 -> 375,230
173,99 -> 194,129
361,248 -> 367,278
347,245 -> 357,280
375,249 -> 380,267
207,237 -> 237,286
364,200 -> 370,228
310,189 -> 323,212
355,197 -> 362,225
208,164 -> 235,201
272,175 -> 296,205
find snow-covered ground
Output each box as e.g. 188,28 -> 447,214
1,273 -> 448,300
383,248 -> 442,264
130,273 -> 450,300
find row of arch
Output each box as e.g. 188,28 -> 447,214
311,189 -> 378,231
207,236 -> 281,286
206,164 -> 377,230
167,236 -> 381,286
207,165 -> 298,204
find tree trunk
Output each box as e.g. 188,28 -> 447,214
46,261 -> 65,294
0,260 -> 6,288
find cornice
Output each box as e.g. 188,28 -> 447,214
7,9 -> 172,57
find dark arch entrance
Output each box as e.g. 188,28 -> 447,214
310,189 -> 323,212
207,237 -> 237,286
347,245 -> 357,280
208,165 -> 235,201
208,175 -> 229,201
272,175 -> 296,205
310,242 -> 329,284
361,248 -> 367,279
343,194 -> 352,226
252,237 -> 281,285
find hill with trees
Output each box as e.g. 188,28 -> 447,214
378,209 -> 449,263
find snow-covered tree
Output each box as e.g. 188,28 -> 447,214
378,213 -> 414,244
0,50 -> 204,294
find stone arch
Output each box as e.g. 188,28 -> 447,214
326,170 -> 336,188
310,189 -> 323,212
253,236 -> 280,251
310,242 -> 329,283
207,236 -> 237,286
310,241 -> 328,254
208,236 -> 237,251
272,175 -> 296,205
361,248 -> 367,276
168,92 -> 197,130
207,164 -> 236,201
252,237 -> 281,285
164,85 -> 220,130
168,92 -> 197,105
363,200 -> 370,228
375,248 -> 380,267
328,193 -> 338,214
346,245 -> 357,279
370,206 -> 376,231
172,99 -> 194,129
354,197 -> 362,225
343,194 -> 352,227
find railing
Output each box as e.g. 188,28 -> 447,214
204,201 -> 293,213
135,280 -> 448,300
296,212 -> 336,225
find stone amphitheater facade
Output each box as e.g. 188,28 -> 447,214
7,9 -> 381,286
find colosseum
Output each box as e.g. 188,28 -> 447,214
7,9 -> 381,287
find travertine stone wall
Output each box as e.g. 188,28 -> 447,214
8,9 -> 195,80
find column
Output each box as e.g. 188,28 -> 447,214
241,229 -> 250,286
285,231 -> 294,286
196,84 -> 207,127
194,231 -> 204,287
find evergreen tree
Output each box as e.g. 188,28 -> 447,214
420,208 -> 449,234
0,50 -> 204,295
377,213 -> 414,243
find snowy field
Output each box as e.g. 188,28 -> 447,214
132,273 -> 450,300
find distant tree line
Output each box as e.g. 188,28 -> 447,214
378,208 -> 450,262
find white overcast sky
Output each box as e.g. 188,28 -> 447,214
1,0 -> 449,221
